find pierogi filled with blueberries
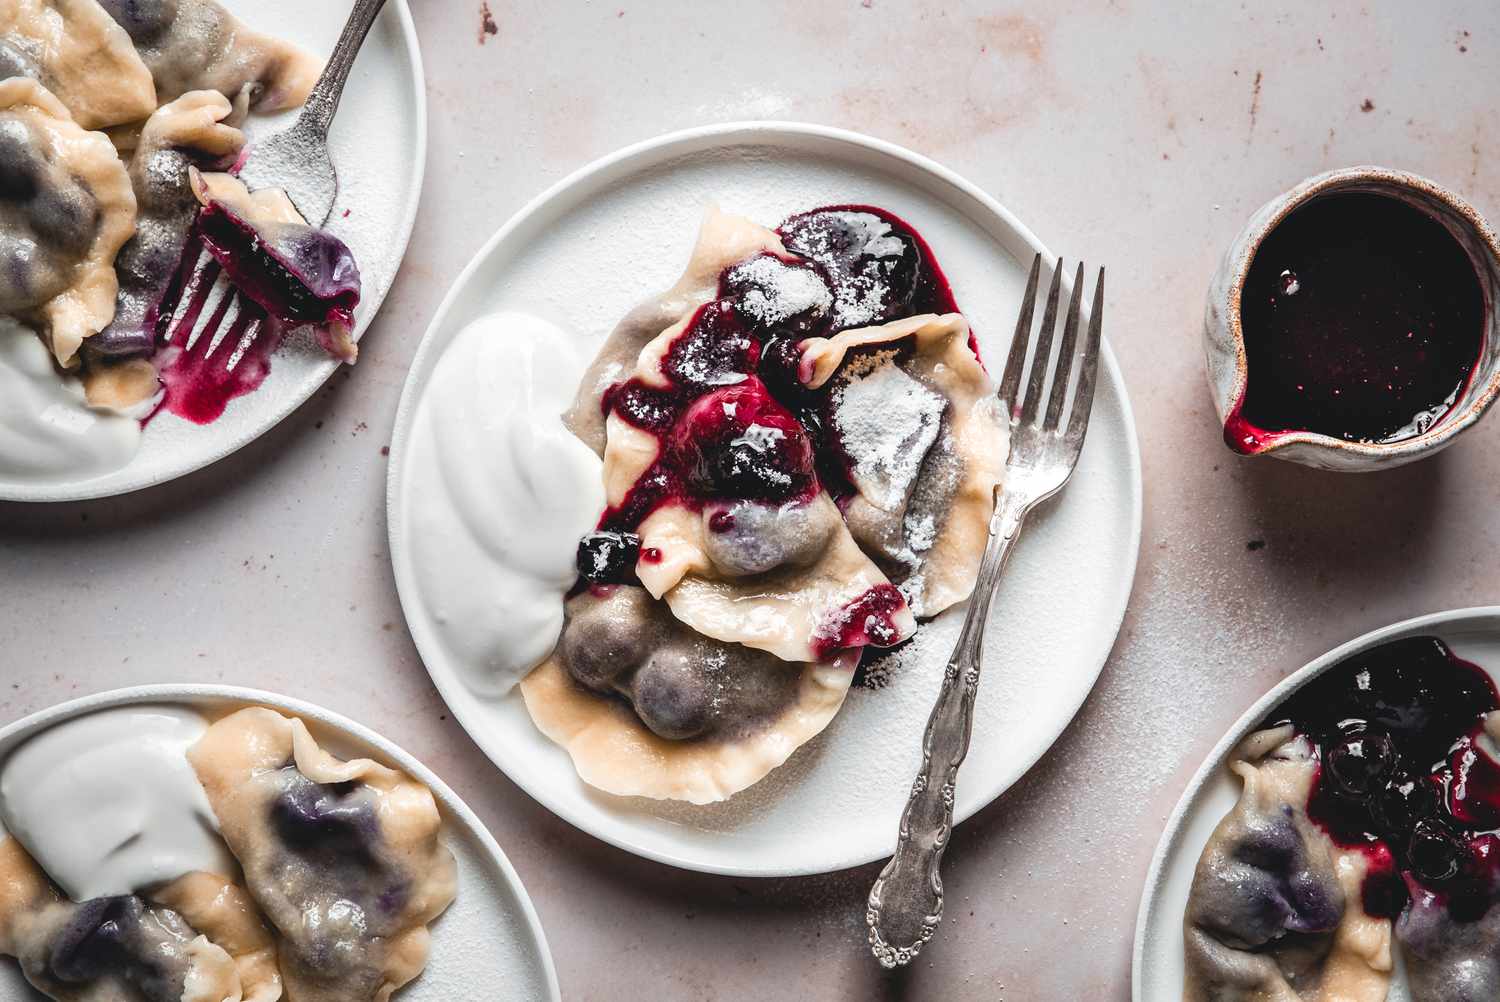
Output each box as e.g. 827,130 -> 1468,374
510,203 -> 1009,804
0,0 -> 365,485
0,704 -> 455,1002
1184,637 -> 1500,1002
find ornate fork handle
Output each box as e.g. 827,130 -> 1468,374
866,485 -> 1031,968
297,0 -> 389,139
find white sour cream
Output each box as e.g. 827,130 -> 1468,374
0,320 -> 141,484
0,706 -> 235,900
406,312 -> 604,696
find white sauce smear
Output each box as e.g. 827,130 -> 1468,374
406,312 -> 604,696
0,706 -> 234,900
0,320 -> 141,485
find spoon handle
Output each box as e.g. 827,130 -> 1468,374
297,0 -> 390,138
866,488 -> 1028,968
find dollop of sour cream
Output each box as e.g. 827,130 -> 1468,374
0,706 -> 234,901
0,320 -> 141,485
406,312 -> 604,696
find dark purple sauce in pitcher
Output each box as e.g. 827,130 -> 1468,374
1225,193 -> 1485,452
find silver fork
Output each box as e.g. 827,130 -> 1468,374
164,0 -> 387,369
865,255 -> 1106,968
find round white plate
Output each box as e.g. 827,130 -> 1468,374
1133,607 -> 1500,1002
0,0 -> 427,502
388,122 -> 1143,876
0,684 -> 560,1002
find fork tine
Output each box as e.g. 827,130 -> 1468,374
1019,260 -> 1064,426
1043,261 -> 1086,430
1065,268 -> 1106,448
997,254 -> 1041,412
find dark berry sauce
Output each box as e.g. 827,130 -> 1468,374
152,250 -> 285,426
1265,636 -> 1500,920
599,205 -> 960,532
811,583 -> 908,659
1227,193 -> 1485,452
592,205 -> 966,657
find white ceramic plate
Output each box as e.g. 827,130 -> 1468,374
0,684 -> 560,1002
0,0 -> 427,503
1133,607 -> 1500,1002
388,122 -> 1143,877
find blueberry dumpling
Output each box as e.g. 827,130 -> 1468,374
519,584 -> 859,803
799,313 -> 1008,617
565,205 -> 790,454
0,0 -> 157,130
95,0 -> 318,114
188,707 -> 456,1002
0,79 -> 137,367
85,89 -> 247,408
0,836 -> 281,1002
1183,727 -> 1392,1002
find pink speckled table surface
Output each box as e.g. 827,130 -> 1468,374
4,3 -> 1499,999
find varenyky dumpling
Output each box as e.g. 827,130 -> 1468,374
0,79 -> 136,368
800,313 -> 1008,617
521,584 -> 860,804
1183,726 -> 1393,1002
0,836 -> 281,1002
95,0 -> 319,114
188,707 -> 456,1002
0,0 -> 157,130
86,89 -> 246,408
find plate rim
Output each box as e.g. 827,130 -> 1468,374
1,0 -> 429,504
1130,605 -> 1500,1002
386,119 -> 1144,876
0,682 -> 562,1002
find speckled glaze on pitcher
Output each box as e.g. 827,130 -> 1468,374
1205,166 -> 1500,471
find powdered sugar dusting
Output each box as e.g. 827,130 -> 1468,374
724,254 -> 832,326
832,352 -> 943,511
786,210 -> 907,328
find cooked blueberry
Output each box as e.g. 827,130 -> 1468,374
662,300 -> 760,391
0,119 -> 41,200
29,181 -> 98,256
48,896 -> 180,1002
49,897 -> 136,982
1408,819 -> 1468,883
1325,732 -> 1396,795
720,253 -> 832,335
270,773 -> 379,863
673,384 -> 815,503
559,587 -> 654,692
631,651 -> 716,740
576,531 -> 641,584
1373,775 -> 1439,836
779,208 -> 921,329
702,499 -> 836,577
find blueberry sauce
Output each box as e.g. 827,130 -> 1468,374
1227,193 -> 1485,452
811,583 -> 908,659
592,205 -> 968,658
152,252 -> 285,425
599,205 -> 960,531
1264,636 -> 1500,920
